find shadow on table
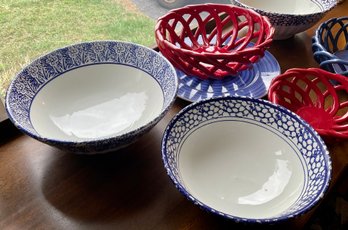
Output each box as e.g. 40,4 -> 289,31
0,120 -> 22,146
40,126 -> 169,224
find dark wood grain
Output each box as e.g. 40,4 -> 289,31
1,2 -> 348,229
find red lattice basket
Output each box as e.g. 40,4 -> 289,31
155,4 -> 274,80
268,68 -> 348,140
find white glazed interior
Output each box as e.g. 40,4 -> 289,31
30,64 -> 163,141
179,118 -> 305,219
237,0 -> 322,14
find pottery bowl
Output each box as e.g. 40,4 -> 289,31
232,0 -> 337,40
312,17 -> 348,76
155,4 -> 274,80
5,41 -> 178,154
162,96 -> 331,223
268,68 -> 348,140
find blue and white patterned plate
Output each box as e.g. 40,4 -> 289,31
176,50 -> 280,102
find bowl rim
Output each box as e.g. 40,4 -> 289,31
312,16 -> 348,75
5,40 -> 179,147
313,16 -> 348,51
155,3 -> 274,79
232,0 -> 337,18
268,67 -> 348,138
155,3 -> 274,55
161,96 -> 332,223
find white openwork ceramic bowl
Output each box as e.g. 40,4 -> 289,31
5,41 -> 178,154
232,0 -> 337,40
162,96 -> 331,223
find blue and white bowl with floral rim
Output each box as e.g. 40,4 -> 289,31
5,40 -> 178,154
232,0 -> 337,40
161,96 -> 331,223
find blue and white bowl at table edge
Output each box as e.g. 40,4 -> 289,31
232,0 -> 337,40
5,40 -> 178,154
161,96 -> 331,223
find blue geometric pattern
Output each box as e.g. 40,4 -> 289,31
5,41 -> 178,153
176,49 -> 280,102
162,96 -> 331,223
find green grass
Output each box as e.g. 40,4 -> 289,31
0,0 -> 156,100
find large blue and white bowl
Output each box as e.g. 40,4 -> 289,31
5,41 -> 178,154
232,0 -> 337,40
162,96 -> 331,223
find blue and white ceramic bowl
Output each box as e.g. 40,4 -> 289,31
312,17 -> 348,76
162,96 -> 331,223
232,0 -> 337,40
5,41 -> 178,154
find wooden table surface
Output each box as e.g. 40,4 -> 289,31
1,2 -> 348,229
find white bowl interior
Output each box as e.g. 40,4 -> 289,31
30,64 -> 164,141
238,0 -> 322,14
178,118 -> 306,219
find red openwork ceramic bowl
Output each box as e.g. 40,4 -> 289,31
155,4 -> 274,80
268,68 -> 348,140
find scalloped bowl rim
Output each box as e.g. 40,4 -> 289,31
313,17 -> 348,67
155,3 -> 274,54
268,68 -> 348,138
